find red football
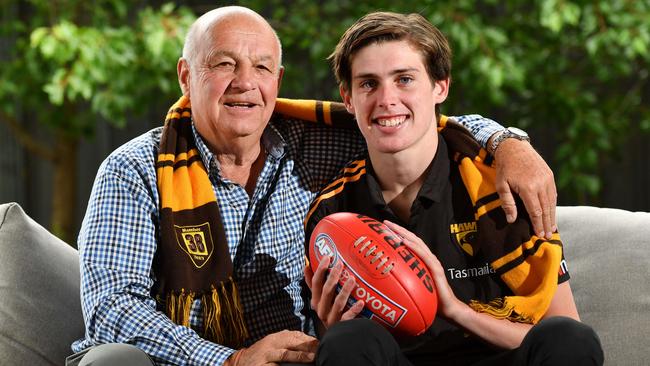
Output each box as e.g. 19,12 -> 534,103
309,212 -> 437,337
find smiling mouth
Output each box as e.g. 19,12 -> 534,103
374,115 -> 407,127
224,102 -> 257,108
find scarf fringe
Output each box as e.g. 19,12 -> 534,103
202,278 -> 249,348
167,289 -> 194,327
165,278 -> 248,348
469,297 -> 533,324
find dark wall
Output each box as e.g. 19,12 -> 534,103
0,112 -> 163,243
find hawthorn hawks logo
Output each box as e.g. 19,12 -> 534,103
174,223 -> 214,268
450,221 -> 478,256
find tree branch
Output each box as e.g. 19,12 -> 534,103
0,110 -> 55,162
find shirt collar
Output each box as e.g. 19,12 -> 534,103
363,159 -> 389,209
364,133 -> 451,205
417,134 -> 451,203
191,120 -> 287,176
191,122 -> 216,173
263,121 -> 286,160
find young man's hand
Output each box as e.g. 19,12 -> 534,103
494,139 -> 557,239
304,257 -> 364,330
382,220 -> 466,321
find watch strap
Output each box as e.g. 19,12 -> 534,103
489,127 -> 530,155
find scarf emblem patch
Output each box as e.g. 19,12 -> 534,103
449,221 -> 478,256
174,222 -> 214,268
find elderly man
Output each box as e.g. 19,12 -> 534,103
67,6 -> 557,366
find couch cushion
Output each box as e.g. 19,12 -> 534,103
558,206 -> 650,366
1,202 -> 647,364
0,202 -> 84,365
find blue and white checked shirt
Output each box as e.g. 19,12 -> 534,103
72,114 -> 502,365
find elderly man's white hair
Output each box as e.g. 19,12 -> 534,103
182,6 -> 283,70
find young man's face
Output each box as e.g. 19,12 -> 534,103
341,40 -> 449,156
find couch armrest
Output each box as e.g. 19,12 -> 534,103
0,202 -> 84,365
558,206 -> 650,365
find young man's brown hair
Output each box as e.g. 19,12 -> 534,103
329,11 -> 452,92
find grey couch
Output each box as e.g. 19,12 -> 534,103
0,202 -> 648,365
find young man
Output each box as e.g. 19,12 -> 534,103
304,12 -> 603,366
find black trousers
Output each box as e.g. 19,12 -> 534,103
316,317 -> 604,366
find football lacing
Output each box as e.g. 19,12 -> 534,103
353,236 -> 394,274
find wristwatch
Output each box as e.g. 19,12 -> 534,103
488,127 -> 530,155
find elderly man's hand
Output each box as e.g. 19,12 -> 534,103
494,139 -> 557,239
224,330 -> 318,366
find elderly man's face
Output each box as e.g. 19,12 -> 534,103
179,14 -> 283,150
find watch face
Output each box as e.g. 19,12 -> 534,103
507,127 -> 529,138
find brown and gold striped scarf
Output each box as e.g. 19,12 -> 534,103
153,95 -> 247,347
438,116 -> 563,324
